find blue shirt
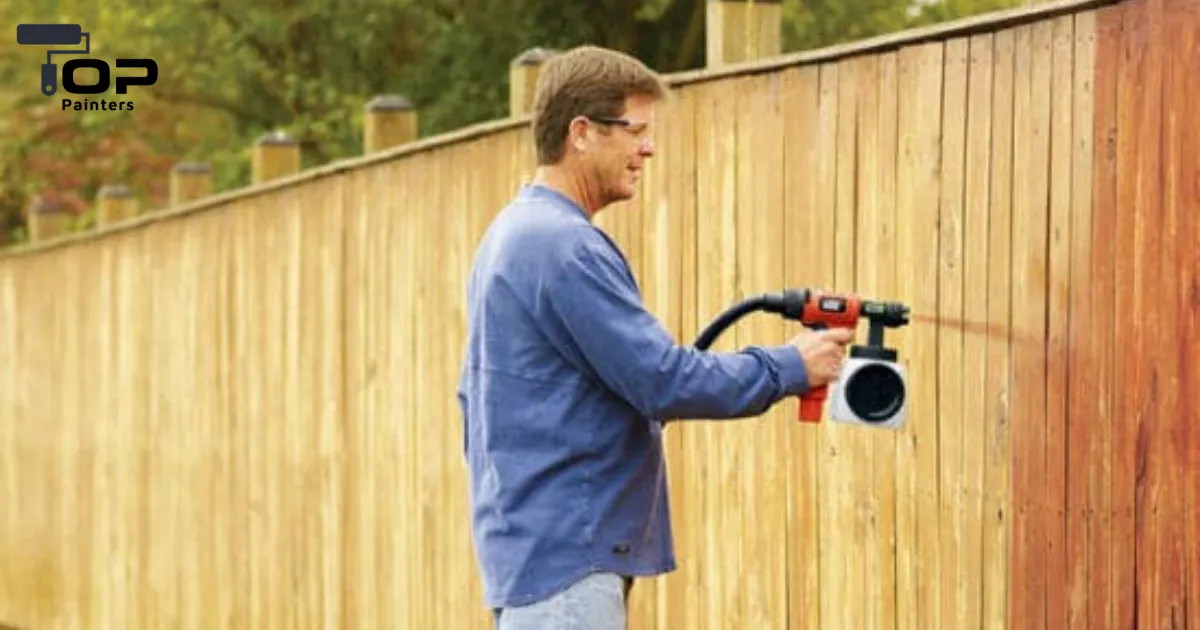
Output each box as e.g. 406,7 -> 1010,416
457,183 -> 811,609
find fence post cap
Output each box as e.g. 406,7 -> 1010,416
172,161 -> 212,173
511,47 -> 559,67
366,94 -> 414,112
29,196 -> 69,214
257,128 -> 297,146
98,184 -> 134,198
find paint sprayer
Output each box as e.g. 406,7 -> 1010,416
693,288 -> 911,428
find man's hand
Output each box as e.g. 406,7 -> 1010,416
789,327 -> 855,388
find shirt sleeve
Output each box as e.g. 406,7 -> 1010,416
543,233 -> 810,422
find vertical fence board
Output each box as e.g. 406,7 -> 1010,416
227,200 -> 253,630
894,39 -> 945,630
645,78 -> 692,630
0,250 -> 17,622
672,87 -> 701,630
1087,4 -> 1122,628
870,48 -> 902,630
806,59 -> 840,630
1065,10 -> 1097,630
71,243 -> 97,630
937,35 -> 968,630
780,61 -> 824,630
0,259 -> 11,617
1156,0 -> 1193,622
691,76 -> 742,630
341,167 -> 371,628
960,30 -> 994,630
1009,18 -> 1053,630
1126,0 -> 1189,625
1,2 -> 1198,628
981,26 -> 1015,630
626,72 -> 664,630
391,155 -> 420,630
1111,0 -> 1142,624
1045,14 -> 1075,630
733,71 -> 788,630
1162,0 -> 1200,626
821,52 -> 860,630
852,48 -> 900,630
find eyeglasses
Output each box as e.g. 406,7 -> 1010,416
586,115 -> 652,144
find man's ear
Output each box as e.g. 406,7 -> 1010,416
567,116 -> 590,152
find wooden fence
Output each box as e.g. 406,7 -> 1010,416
1,0 -> 1196,628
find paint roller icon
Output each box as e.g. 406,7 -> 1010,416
15,23 -> 91,96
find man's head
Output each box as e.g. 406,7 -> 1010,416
530,45 -> 669,212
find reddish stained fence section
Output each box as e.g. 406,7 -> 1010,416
1008,0 -> 1199,628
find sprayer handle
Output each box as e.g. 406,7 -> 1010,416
798,384 -> 827,423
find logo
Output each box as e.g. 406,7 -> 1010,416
15,23 -> 157,112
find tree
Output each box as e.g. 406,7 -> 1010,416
0,0 -> 1021,246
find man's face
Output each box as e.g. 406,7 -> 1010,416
584,93 -> 657,205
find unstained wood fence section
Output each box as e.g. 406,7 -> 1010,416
1,0 -> 1196,628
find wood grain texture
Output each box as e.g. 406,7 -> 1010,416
1088,4 -> 1121,627
1065,11 -> 1096,630
1,1 -> 1197,628
780,61 -> 825,630
983,26 -> 1017,630
961,30 -> 993,630
1163,1 -> 1200,626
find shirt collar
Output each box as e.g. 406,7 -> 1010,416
519,183 -> 591,222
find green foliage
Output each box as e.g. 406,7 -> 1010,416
782,0 -> 1025,55
0,0 -> 1020,246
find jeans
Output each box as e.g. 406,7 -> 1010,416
492,572 -> 633,630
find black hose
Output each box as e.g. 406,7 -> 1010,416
692,292 -> 793,350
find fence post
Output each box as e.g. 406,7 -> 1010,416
25,197 -> 72,242
706,0 -> 782,68
510,47 -> 558,117
170,161 -> 212,207
252,129 -> 301,184
96,184 -> 138,226
363,95 -> 417,154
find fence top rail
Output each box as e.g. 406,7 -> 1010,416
0,0 -> 1122,260
667,0 -> 1118,87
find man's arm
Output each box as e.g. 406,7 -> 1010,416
544,236 -> 810,422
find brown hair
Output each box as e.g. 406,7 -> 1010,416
530,45 -> 669,165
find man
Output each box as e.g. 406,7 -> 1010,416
457,45 -> 853,629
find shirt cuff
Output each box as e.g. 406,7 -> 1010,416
758,345 -> 810,396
